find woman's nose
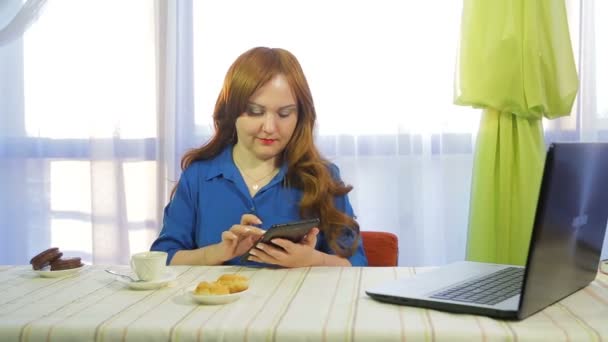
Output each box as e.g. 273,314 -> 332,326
262,113 -> 277,133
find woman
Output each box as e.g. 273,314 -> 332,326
151,47 -> 367,267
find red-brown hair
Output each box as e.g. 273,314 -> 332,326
178,47 -> 359,257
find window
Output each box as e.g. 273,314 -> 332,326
0,0 -> 158,263
595,0 -> 607,118
23,1 -> 156,139
192,0 -> 478,138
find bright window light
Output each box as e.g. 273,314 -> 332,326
23,0 -> 157,139
596,0 -> 607,118
50,218 -> 93,262
193,0 -> 479,136
128,229 -> 158,255
122,161 -> 157,223
50,160 -> 92,213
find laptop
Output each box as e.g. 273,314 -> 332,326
366,142 -> 608,320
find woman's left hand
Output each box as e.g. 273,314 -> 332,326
247,227 -> 323,267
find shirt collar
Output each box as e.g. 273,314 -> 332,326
204,145 -> 238,181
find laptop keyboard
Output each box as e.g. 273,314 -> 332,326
429,267 -> 524,305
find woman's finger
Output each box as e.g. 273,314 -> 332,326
302,227 -> 319,247
240,214 -> 262,225
248,247 -> 278,264
230,224 -> 265,237
222,230 -> 238,242
266,239 -> 293,252
222,232 -> 239,253
256,242 -> 288,260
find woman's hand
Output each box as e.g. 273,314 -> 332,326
218,214 -> 265,262
246,227 -> 323,267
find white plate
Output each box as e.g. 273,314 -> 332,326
34,265 -> 86,278
114,269 -> 176,290
189,287 -> 248,305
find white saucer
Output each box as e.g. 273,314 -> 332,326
188,287 -> 248,305
34,265 -> 86,278
114,269 -> 176,290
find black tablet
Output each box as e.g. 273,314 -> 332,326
240,218 -> 320,262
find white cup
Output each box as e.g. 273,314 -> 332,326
130,251 -> 167,281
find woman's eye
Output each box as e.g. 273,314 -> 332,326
278,108 -> 295,117
246,105 -> 264,116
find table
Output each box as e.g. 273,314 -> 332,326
1,265 -> 607,341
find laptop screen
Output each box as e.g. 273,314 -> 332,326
519,143 -> 608,319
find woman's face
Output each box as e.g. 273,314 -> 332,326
234,74 -> 298,162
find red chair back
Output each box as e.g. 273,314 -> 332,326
361,231 -> 399,266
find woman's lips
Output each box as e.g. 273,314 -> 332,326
259,138 -> 275,145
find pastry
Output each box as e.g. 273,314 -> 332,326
194,281 -> 230,295
50,257 -> 83,271
216,274 -> 249,293
193,274 -> 249,296
30,247 -> 63,270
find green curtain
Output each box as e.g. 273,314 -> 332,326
456,0 -> 578,265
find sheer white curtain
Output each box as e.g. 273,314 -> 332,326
0,0 -> 46,45
0,0 -> 160,265
1,0 -> 606,266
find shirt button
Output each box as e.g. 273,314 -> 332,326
250,206 -> 255,212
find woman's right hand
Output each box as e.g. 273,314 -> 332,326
218,214 -> 265,262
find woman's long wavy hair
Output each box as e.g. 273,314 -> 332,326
178,47 -> 359,257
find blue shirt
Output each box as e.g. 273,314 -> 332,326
150,145 -> 368,266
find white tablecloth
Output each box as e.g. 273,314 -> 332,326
1,265 -> 607,341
